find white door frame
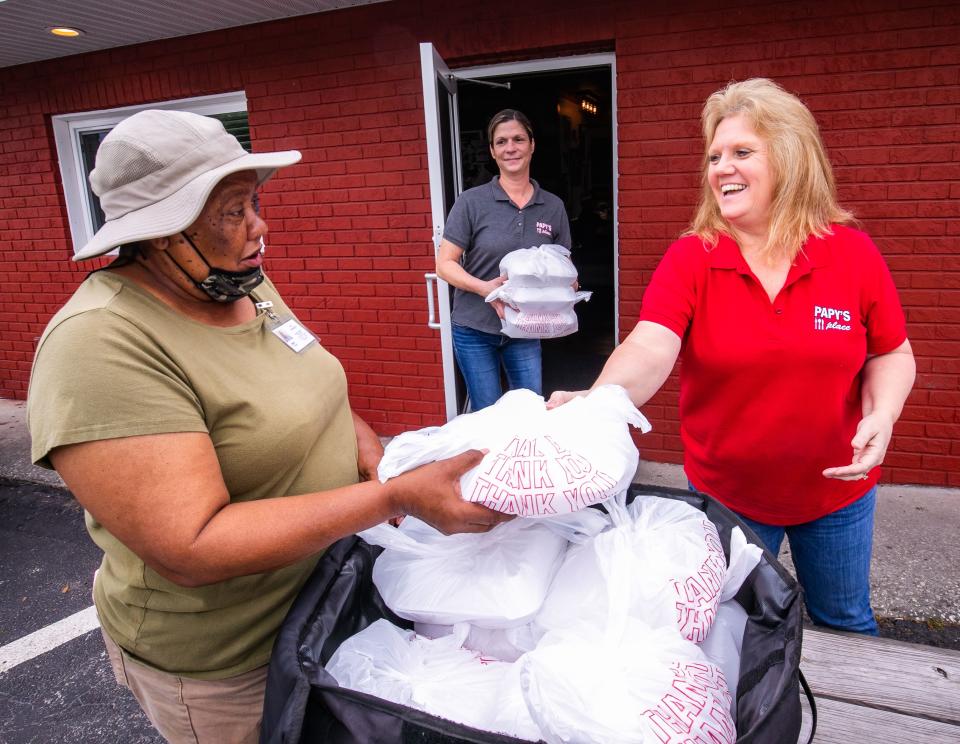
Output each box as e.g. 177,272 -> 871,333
420,46 -> 619,420
419,43 -> 462,420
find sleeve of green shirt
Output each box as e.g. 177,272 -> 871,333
28,309 -> 206,468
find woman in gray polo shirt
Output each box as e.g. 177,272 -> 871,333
436,109 -> 572,410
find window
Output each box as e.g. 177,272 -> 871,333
52,92 -> 249,256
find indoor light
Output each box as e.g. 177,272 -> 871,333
49,27 -> 84,37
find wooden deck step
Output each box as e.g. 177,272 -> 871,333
797,628 -> 960,743
798,695 -> 960,743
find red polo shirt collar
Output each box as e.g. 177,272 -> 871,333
707,233 -> 830,288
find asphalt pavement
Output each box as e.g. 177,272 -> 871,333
0,479 -> 159,743
1,397 -> 959,742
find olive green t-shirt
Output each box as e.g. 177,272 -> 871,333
27,271 -> 359,679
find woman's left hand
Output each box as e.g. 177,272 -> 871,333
484,274 -> 514,319
822,411 -> 894,481
489,298 -> 508,319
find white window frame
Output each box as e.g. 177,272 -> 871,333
52,91 -> 248,256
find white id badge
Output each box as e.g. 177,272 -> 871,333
257,301 -> 317,353
270,317 -> 317,352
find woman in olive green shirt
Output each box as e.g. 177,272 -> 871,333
28,109 -> 507,743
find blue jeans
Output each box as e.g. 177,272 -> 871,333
452,323 -> 541,411
692,483 -> 879,636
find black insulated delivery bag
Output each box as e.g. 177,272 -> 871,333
260,484 -> 805,744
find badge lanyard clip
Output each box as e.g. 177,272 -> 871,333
255,300 -> 279,321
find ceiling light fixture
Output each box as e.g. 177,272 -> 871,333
49,26 -> 84,38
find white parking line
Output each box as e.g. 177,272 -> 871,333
0,605 -> 100,674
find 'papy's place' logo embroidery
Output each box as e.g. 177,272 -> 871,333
814,304 -> 852,331
535,221 -> 553,236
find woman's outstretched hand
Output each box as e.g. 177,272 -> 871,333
545,389 -> 589,410
822,411 -> 894,481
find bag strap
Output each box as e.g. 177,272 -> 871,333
736,649 -> 784,699
737,649 -> 815,743
798,668 -> 817,744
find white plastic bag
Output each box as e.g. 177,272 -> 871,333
486,282 -> 592,339
536,495 -> 740,643
405,509 -> 610,660
520,620 -> 735,744
523,506 -> 735,744
486,283 -> 591,312
620,495 -> 729,642
697,526 -> 761,713
699,599 -> 749,711
499,305 -> 580,339
359,516 -> 569,628
489,661 -> 544,742
326,620 -> 511,732
376,386 -> 650,517
498,244 -> 578,288
414,621 -> 534,663
720,526 -> 764,602
534,534 -> 606,638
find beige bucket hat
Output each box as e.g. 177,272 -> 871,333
74,109 -> 301,260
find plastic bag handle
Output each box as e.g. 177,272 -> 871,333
357,523 -> 464,558
484,283 -> 507,303
593,524 -> 634,645
575,385 -> 651,432
358,521 -> 514,559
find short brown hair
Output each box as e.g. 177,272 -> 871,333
688,78 -> 853,262
486,109 -> 534,144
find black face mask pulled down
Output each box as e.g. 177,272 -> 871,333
173,232 -> 266,302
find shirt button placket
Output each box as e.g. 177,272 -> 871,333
770,305 -> 785,343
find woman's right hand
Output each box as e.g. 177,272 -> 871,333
387,449 -> 512,534
546,389 -> 588,409
480,275 -> 509,317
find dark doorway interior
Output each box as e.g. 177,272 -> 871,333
456,66 -> 616,398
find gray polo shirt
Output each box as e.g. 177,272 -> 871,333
443,176 -> 572,334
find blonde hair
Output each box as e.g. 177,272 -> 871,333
687,78 -> 853,262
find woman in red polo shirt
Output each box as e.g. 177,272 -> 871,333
549,78 -> 915,635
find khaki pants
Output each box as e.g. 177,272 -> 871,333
101,629 -> 267,744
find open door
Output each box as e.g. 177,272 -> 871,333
419,42 -> 463,420
421,45 -> 617,418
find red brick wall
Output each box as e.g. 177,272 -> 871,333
0,0 -> 957,485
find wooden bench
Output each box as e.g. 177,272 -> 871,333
797,628 -> 960,742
